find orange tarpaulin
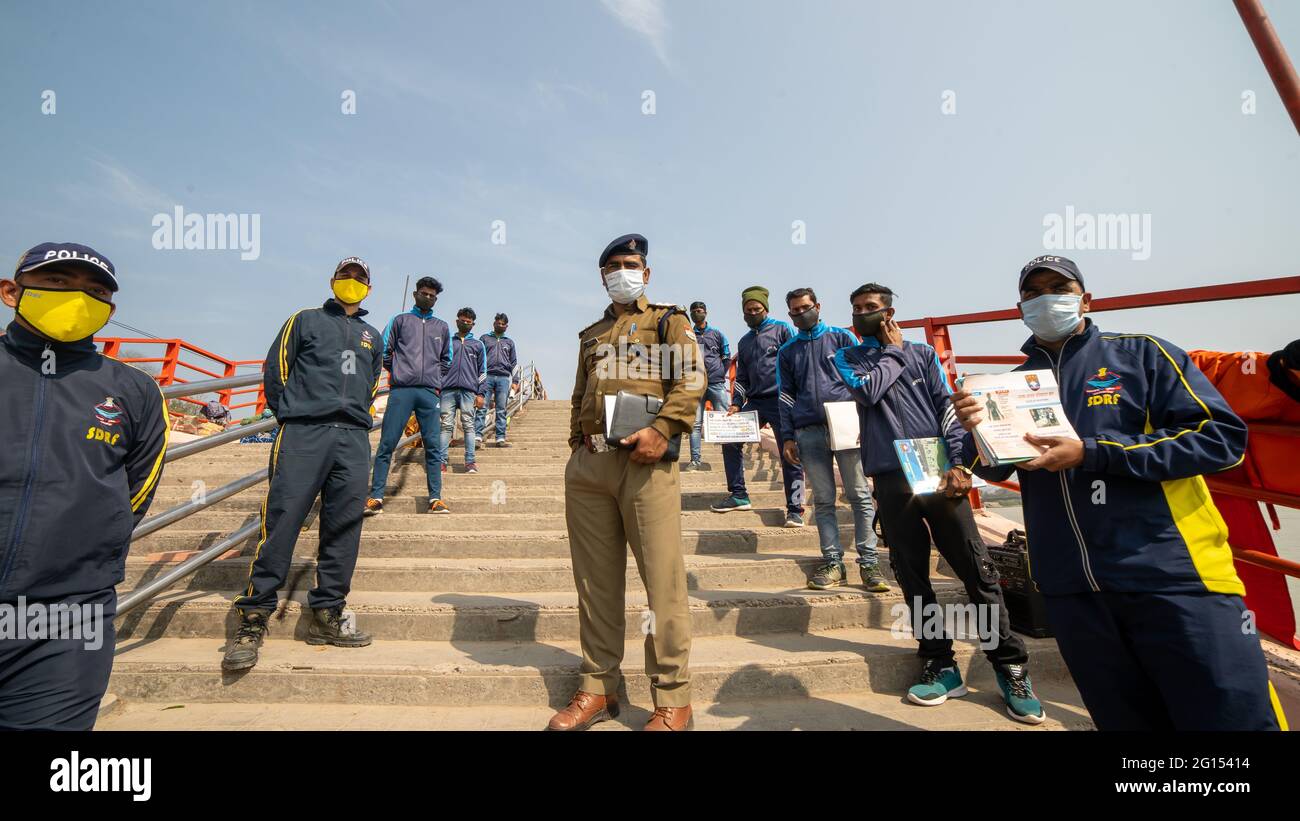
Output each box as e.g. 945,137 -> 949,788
1190,348 -> 1299,649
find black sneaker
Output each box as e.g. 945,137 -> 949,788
307,605 -> 373,648
222,609 -> 270,671
710,495 -> 753,512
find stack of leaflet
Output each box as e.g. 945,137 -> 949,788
960,369 -> 1079,467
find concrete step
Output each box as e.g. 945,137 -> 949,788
107,628 -> 1076,708
156,508 -> 854,533
130,525 -> 834,558
147,488 -> 804,514
97,685 -> 1094,730
120,552 -> 940,594
156,466 -> 792,488
116,584 -> 966,642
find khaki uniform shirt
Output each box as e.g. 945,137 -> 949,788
568,294 -> 705,450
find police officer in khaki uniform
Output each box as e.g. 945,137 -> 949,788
548,233 -> 705,732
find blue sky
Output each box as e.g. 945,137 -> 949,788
2,0 -> 1297,399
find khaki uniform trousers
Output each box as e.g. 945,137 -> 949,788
564,445 -> 692,707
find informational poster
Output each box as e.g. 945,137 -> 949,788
703,410 -> 761,443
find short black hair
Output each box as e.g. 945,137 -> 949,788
457,307 -> 476,321
415,276 -> 443,294
785,287 -> 817,306
689,301 -> 707,312
850,283 -> 895,308
494,313 -> 508,323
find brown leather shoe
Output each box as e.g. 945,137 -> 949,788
546,691 -> 620,731
644,704 -> 693,731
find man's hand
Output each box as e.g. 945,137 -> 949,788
878,318 -> 904,348
1021,434 -> 1084,472
727,404 -> 741,416
951,388 -> 983,431
936,466 -> 972,498
474,395 -> 485,409
783,440 -> 801,466
622,426 -> 668,464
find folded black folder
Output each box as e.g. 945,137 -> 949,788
605,390 -> 681,463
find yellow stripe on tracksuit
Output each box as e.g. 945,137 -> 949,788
1096,335 -> 1245,596
240,426 -> 286,600
278,311 -> 303,385
130,382 -> 171,512
1269,682 -> 1290,731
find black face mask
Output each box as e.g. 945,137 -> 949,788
690,312 -> 707,326
853,309 -> 887,338
790,308 -> 819,332
456,321 -> 473,334
743,312 -> 765,329
414,295 -> 437,311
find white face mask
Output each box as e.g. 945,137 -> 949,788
1021,293 -> 1083,342
603,268 -> 646,304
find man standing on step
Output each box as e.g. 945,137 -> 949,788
951,257 -> 1283,731
0,242 -> 169,730
365,276 -> 452,517
439,307 -> 487,473
683,301 -> 731,472
223,257 -> 383,672
476,312 -> 518,448
831,282 -> 1043,725
777,287 -> 887,593
710,286 -> 806,528
550,233 -> 703,732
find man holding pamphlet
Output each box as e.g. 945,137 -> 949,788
776,287 -> 886,592
831,283 -> 1042,725
951,255 -> 1284,731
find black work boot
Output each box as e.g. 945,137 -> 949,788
306,605 -> 373,647
222,608 -> 271,671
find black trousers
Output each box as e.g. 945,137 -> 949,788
872,469 -> 1028,667
0,589 -> 116,731
236,423 -> 370,613
1045,591 -> 1282,730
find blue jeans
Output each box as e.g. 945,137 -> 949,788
689,382 -> 732,463
474,374 -> 512,440
794,424 -> 877,566
370,386 -> 443,501
440,388 -> 478,465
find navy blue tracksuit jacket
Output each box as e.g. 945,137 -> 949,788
776,321 -> 858,440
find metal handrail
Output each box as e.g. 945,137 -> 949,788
120,363 -> 545,616
160,373 -> 263,399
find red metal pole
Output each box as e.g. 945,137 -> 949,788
1235,0 -> 1300,136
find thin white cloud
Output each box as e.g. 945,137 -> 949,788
600,0 -> 670,67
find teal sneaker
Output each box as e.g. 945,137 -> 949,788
995,663 -> 1046,725
710,496 -> 753,512
907,659 -> 967,706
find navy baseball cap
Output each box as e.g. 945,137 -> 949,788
334,256 -> 371,278
599,234 -> 647,268
1018,255 -> 1085,292
15,242 -> 118,291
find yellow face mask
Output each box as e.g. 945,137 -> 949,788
17,287 -> 113,342
332,277 -> 370,304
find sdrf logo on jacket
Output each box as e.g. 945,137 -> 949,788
87,396 -> 123,446
1085,367 -> 1123,407
360,329 -> 374,351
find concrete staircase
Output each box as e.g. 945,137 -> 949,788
102,400 -> 1092,730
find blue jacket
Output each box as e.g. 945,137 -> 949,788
966,320 -> 1248,597
776,322 -> 859,440
832,338 -> 965,477
381,307 -> 452,390
693,324 -> 731,386
733,317 -> 793,406
481,332 -> 517,378
0,321 -> 169,602
443,333 -> 488,396
265,300 -> 384,428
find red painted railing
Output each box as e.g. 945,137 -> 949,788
95,337 -> 266,415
